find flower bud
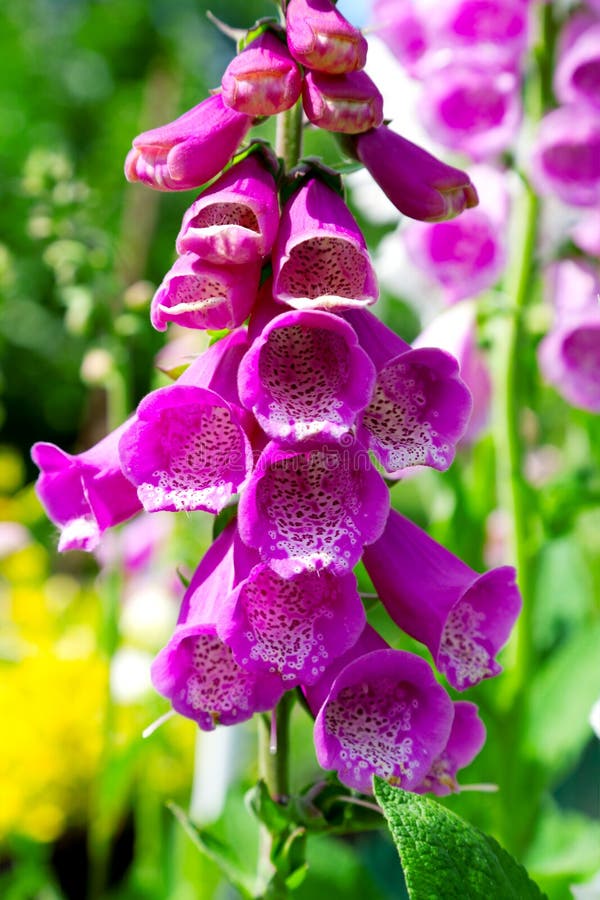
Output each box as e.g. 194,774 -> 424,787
125,94 -> 252,192
350,125 -> 478,222
221,31 -> 302,117
302,70 -> 384,134
286,0 -> 368,74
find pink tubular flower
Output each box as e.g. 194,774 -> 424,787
302,70 -> 384,134
350,125 -> 478,221
372,0 -> 530,77
238,308 -> 376,444
152,523 -> 284,729
221,30 -> 302,117
345,309 -> 472,474
124,94 -> 252,192
414,301 -> 492,443
118,331 -> 254,513
286,0 -> 368,74
538,260 -> 600,413
555,22 -> 600,110
272,177 -> 378,310
32,422 -> 142,553
176,155 -> 279,264
311,641 -> 455,793
363,510 -> 522,691
150,253 -> 261,332
530,105 -> 600,207
237,440 -> 389,577
414,701 -> 486,796
433,0 -> 531,69
217,564 -> 365,686
418,61 -> 521,160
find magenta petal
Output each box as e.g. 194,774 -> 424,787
272,177 -> 378,310
238,309 -> 375,444
360,346 -> 472,473
415,701 -> 486,796
125,94 -> 252,192
302,70 -> 384,134
347,310 -> 472,473
31,423 -> 141,552
238,440 -> 390,577
150,253 -> 261,332
152,524 -> 284,729
286,0 -> 368,74
363,510 -> 522,690
217,564 -> 365,686
221,31 -> 302,117
176,156 -> 280,264
313,648 -> 454,793
118,385 -> 253,513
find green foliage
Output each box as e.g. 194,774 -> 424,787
373,780 -> 547,900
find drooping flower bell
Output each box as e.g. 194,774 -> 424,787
216,564 -> 365,686
124,94 -> 252,192
221,30 -> 302,117
272,176 -> 378,309
176,154 -> 280,264
363,510 -> 522,690
302,70 -> 384,134
530,105 -> 600,207
348,125 -> 478,221
238,307 -> 376,444
345,309 -> 473,474
152,522 -> 284,729
414,701 -> 486,796
238,439 -> 390,577
286,0 -> 368,74
150,253 -> 261,332
31,422 -> 142,553
307,628 -> 455,793
118,330 -> 255,514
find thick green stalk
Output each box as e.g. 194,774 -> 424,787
275,98 -> 304,171
495,2 -> 558,855
256,695 -> 294,898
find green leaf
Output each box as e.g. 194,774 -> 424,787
373,779 -> 547,900
167,802 -> 254,898
245,779 -> 292,833
521,619 -> 600,778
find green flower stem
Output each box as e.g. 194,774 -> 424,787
496,2 -> 557,855
504,180 -> 539,686
257,694 -> 295,897
275,98 -> 304,171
